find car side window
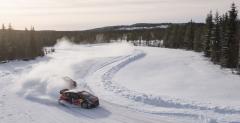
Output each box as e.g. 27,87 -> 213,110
66,93 -> 70,97
79,94 -> 84,99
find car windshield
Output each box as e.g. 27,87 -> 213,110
81,92 -> 91,97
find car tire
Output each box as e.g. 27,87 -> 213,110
81,101 -> 88,109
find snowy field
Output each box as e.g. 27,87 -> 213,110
0,41 -> 240,123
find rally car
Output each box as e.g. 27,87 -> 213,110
59,89 -> 99,109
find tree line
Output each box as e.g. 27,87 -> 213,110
130,3 -> 239,73
0,3 -> 239,74
109,3 -> 240,73
203,3 -> 239,71
0,26 -> 169,62
0,25 -> 44,62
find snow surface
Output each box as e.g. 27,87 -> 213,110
117,25 -> 169,30
0,41 -> 240,123
114,47 -> 240,106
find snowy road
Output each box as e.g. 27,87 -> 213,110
0,42 -> 176,123
1,42 -> 240,123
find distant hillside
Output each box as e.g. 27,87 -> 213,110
87,23 -> 172,32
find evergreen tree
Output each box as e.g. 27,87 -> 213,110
226,3 -> 238,68
211,12 -> 221,63
189,20 -> 195,50
238,20 -> 240,73
29,26 -> 38,59
183,20 -> 195,50
2,24 -> 5,31
193,25 -> 204,52
6,23 -> 15,60
204,11 -> 213,57
0,25 -> 4,61
220,14 -> 230,67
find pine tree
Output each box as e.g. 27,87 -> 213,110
193,25 -> 204,52
183,20 -> 195,50
237,23 -> 240,73
220,14 -> 230,67
204,12 -> 213,57
211,12 -> 221,64
2,24 -> 5,31
227,3 -> 238,68
29,26 -> 38,59
0,26 -> 4,61
189,20 -> 195,50
6,23 -> 15,60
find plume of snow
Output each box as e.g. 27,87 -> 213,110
15,38 -> 134,104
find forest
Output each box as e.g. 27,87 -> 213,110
0,3 -> 239,73
161,3 -> 240,72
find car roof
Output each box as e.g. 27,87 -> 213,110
65,89 -> 87,93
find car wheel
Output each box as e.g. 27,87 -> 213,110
81,101 -> 88,109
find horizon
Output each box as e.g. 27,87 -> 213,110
0,0 -> 239,31
4,22 -> 204,31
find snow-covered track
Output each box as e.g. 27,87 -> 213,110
2,42 -> 240,123
84,48 -> 240,123
99,50 -> 240,114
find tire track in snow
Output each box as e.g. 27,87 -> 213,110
74,55 -> 131,94
93,49 -> 240,123
85,50 -> 207,121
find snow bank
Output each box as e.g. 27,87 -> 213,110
15,38 -> 134,104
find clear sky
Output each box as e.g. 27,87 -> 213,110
0,0 -> 239,31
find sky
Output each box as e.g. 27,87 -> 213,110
0,0 -> 239,31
